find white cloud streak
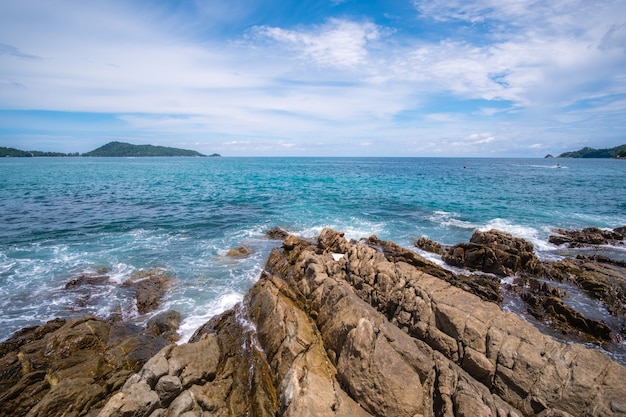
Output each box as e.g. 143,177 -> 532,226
0,0 -> 624,156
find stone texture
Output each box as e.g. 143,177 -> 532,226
4,228 -> 626,417
0,315 -> 173,417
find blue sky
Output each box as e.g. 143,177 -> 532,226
1,0 -> 625,156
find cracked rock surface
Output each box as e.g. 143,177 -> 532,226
3,228 -> 626,416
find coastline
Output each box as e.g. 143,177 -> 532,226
1,225 -> 625,416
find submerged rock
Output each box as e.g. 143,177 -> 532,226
226,245 -> 252,258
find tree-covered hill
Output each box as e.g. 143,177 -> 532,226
83,141 -> 206,157
0,147 -> 75,157
558,144 -> 626,158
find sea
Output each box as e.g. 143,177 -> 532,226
1,157 -> 625,354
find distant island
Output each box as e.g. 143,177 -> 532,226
551,144 -> 626,159
0,141 -> 220,157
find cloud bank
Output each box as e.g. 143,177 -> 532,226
0,0 -> 624,156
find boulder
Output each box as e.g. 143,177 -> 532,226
123,268 -> 171,315
443,229 -> 544,276
226,246 -> 252,258
265,226 -> 290,240
549,226 -> 625,247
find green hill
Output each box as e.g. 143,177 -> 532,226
84,141 -> 205,157
0,146 -> 74,157
558,144 -> 626,158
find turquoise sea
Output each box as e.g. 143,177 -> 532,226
1,157 -> 625,345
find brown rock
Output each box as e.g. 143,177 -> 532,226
265,226 -> 290,240
549,226 -> 625,247
226,246 -> 252,258
0,315 -> 175,417
443,229 -> 543,276
123,268 -> 171,315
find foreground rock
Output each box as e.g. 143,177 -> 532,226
99,229 -> 626,417
0,315 -> 176,417
4,229 -> 626,416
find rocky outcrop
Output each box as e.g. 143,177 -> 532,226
549,226 -> 625,247
98,229 -> 626,417
443,229 -> 544,276
0,315 -> 176,417
122,268 -> 171,315
4,229 -> 626,416
425,229 -> 625,345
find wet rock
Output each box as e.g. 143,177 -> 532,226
544,256 -> 626,319
0,315 -> 174,417
123,268 -> 171,315
414,236 -> 446,254
226,246 -> 252,258
146,310 -> 182,342
549,226 -> 625,247
265,226 -> 290,240
64,272 -> 111,289
517,277 -> 613,341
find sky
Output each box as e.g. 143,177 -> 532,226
0,0 -> 625,157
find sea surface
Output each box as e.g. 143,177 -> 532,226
1,157 -> 625,350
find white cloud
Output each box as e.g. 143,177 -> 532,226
0,0 -> 624,156
250,18 -> 382,69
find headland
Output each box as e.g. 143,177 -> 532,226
1,226 -> 625,416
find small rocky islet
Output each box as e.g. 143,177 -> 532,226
1,226 -> 625,416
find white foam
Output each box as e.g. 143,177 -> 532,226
177,292 -> 243,343
427,211 -> 478,230
480,218 -> 554,252
107,263 -> 136,284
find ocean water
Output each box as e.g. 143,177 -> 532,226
1,157 -> 625,345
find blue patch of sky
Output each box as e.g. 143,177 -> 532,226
0,110 -> 124,131
392,95 -> 514,122
563,93 -> 626,112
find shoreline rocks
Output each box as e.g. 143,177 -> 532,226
2,227 -> 626,416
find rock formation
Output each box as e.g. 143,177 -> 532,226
549,226 -> 625,247
2,228 -> 626,416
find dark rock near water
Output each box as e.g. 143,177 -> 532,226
549,226 -> 625,247
265,226 -> 290,240
414,236 -> 446,254
122,268 -> 171,315
3,228 -> 626,416
0,315 -> 178,417
434,228 -> 625,344
443,229 -> 544,276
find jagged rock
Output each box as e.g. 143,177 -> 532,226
517,278 -> 613,340
543,256 -> 626,318
443,229 -> 544,276
5,228 -> 626,416
265,226 -> 290,240
414,236 -> 446,254
368,235 -> 502,303
146,310 -> 182,343
123,268 -> 171,315
549,226 -> 625,247
0,315 -> 175,417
